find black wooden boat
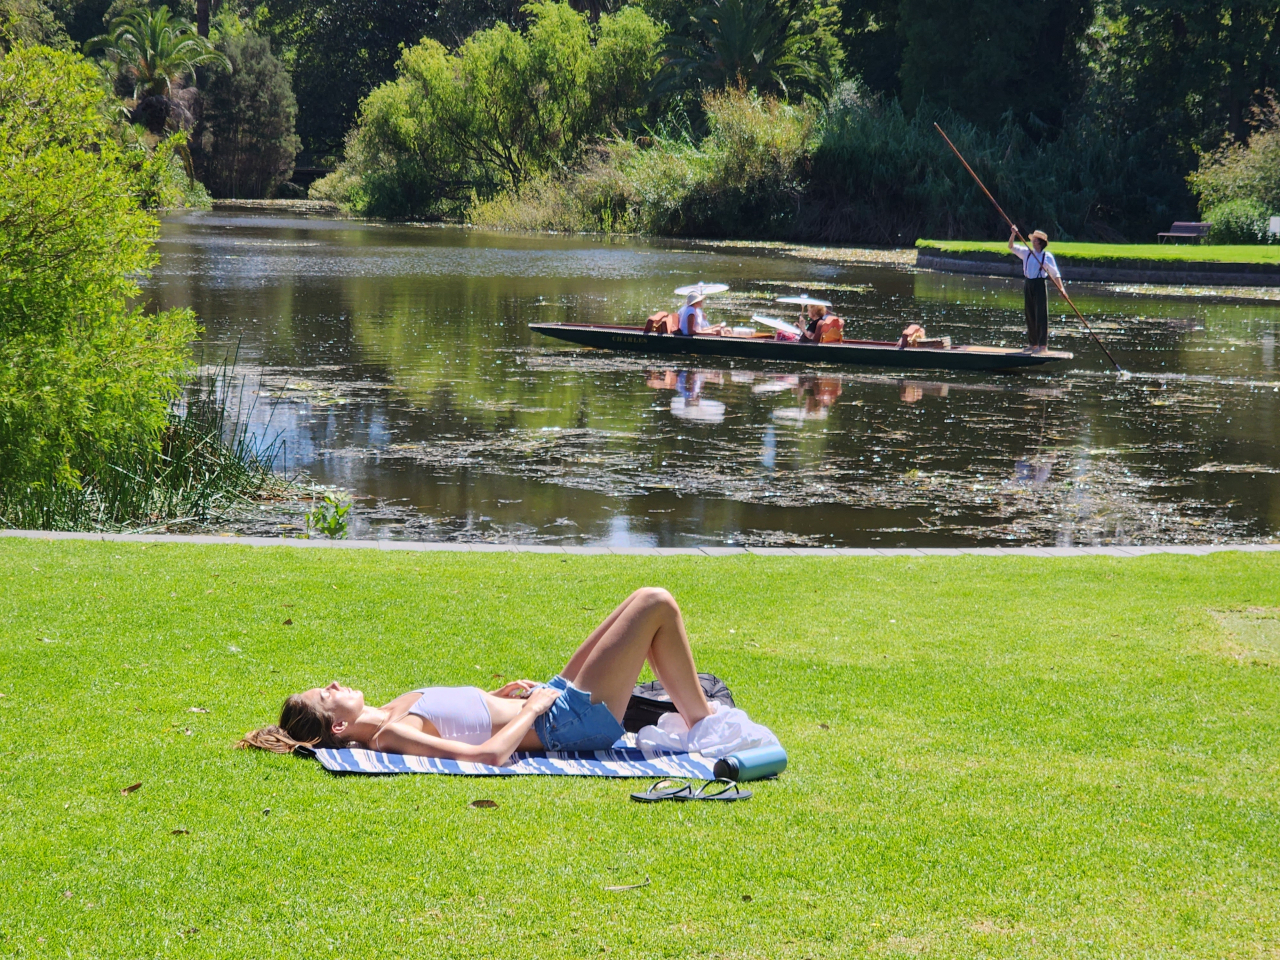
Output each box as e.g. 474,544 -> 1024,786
529,323 -> 1072,372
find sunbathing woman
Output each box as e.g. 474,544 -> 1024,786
239,587 -> 713,766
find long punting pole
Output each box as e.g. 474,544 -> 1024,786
933,123 -> 1127,375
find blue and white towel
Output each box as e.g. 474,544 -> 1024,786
312,740 -> 715,779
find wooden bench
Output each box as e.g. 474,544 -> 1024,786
1157,221 -> 1210,243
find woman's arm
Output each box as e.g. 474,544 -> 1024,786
371,688 -> 559,766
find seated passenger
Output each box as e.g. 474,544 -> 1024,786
677,292 -> 727,337
800,303 -> 843,343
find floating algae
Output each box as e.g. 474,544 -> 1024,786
152,213 -> 1280,547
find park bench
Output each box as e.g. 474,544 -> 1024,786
1157,221 -> 1210,243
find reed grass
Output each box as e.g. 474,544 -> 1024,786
0,361 -> 287,532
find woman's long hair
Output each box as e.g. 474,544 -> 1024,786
237,693 -> 359,753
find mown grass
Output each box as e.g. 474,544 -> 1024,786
2,540 -> 1278,958
917,239 -> 1280,265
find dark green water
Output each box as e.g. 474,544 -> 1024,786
147,210 -> 1280,546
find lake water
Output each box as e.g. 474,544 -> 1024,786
147,210 -> 1280,547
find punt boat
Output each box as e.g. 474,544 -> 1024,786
529,323 -> 1073,373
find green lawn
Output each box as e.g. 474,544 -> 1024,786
3,540 -> 1279,958
917,239 -> 1280,265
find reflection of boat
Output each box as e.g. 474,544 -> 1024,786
530,323 -> 1072,372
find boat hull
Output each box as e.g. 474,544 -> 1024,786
529,324 -> 1072,372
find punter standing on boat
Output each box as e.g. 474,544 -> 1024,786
1008,227 -> 1061,354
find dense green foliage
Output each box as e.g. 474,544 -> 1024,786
0,45 -> 197,515
88,4 -> 227,134
262,0 -> 523,157
477,85 -> 1182,243
799,88 -> 1183,244
3,543 -> 1279,956
313,1 -> 662,218
655,0 -> 839,103
192,30 -> 300,198
0,0 -> 68,48
1202,198 -> 1274,245
1187,109 -> 1280,243
473,87 -> 811,235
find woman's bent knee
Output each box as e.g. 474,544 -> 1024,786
634,586 -> 678,612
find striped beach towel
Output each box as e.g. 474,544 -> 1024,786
311,738 -> 716,779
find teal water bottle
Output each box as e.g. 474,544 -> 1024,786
712,744 -> 787,782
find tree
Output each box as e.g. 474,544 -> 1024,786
262,0 -> 525,158
1,0 -> 69,50
0,43 -> 196,496
86,4 -> 228,133
837,0 -> 1091,134
656,0 -> 840,103
1090,1 -> 1280,151
192,31 -> 300,198
313,0 -> 662,217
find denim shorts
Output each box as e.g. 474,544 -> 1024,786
533,675 -> 625,752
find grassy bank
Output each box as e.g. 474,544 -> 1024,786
917,239 -> 1280,265
3,540 -> 1279,957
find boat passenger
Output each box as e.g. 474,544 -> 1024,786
800,303 -> 843,343
238,588 -> 715,764
677,292 -> 728,337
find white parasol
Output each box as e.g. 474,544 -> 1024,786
674,283 -> 730,297
751,314 -> 802,336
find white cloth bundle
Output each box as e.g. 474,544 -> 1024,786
637,702 -> 780,759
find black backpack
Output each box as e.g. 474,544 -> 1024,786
622,673 -> 735,733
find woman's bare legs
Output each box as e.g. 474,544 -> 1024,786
560,588 -> 712,727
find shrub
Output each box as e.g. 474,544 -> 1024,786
0,44 -> 197,499
474,88 -> 811,237
1202,198 -> 1272,244
1188,114 -> 1280,216
798,84 -> 1181,244
192,31 -> 301,199
623,88 -> 812,235
315,1 -> 662,218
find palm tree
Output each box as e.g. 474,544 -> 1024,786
87,6 -> 229,134
656,0 -> 835,103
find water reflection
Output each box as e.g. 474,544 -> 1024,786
148,211 -> 1280,547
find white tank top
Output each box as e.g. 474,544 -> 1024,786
407,686 -> 492,745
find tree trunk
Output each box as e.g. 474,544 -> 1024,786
198,0 -> 209,37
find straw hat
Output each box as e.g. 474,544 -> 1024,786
1030,229 -> 1049,244
685,292 -> 706,306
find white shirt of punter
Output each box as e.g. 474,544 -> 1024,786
1012,244 -> 1062,281
677,304 -> 708,335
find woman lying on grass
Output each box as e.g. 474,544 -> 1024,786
240,587 -> 712,764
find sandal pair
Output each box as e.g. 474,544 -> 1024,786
630,777 -> 752,803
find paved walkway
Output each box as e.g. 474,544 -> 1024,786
2,529 -> 1278,557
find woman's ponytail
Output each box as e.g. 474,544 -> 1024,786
237,693 -> 357,752
236,724 -> 305,753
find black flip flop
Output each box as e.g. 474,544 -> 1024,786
677,778 -> 753,802
630,778 -> 694,802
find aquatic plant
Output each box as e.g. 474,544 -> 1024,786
306,492 -> 351,539
0,362 -> 289,531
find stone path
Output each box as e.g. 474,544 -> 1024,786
2,529 -> 1277,557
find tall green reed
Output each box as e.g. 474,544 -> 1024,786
0,358 -> 288,532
